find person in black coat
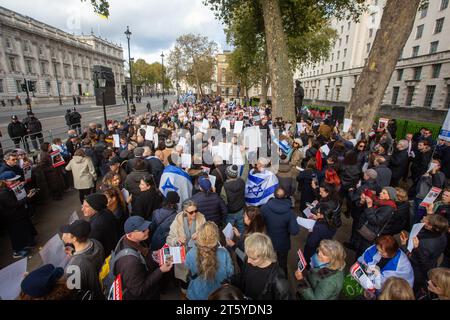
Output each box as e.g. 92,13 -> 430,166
8,115 -> 28,149
81,193 -> 120,256
400,214 -> 448,295
389,140 -> 410,187
39,142 -> 65,200
409,140 -> 433,199
297,159 -> 318,211
0,179 -> 37,258
144,148 -> 164,188
132,176 -> 162,220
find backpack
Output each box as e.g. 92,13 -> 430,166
99,236 -> 148,299
150,212 -> 177,251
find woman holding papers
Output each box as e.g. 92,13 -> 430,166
358,235 -> 414,294
185,222 -> 234,300
166,200 -> 206,298
400,214 -> 448,296
295,240 -> 346,300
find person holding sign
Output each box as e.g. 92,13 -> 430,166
39,142 -> 65,201
400,214 -> 448,295
0,177 -> 37,259
295,240 -> 346,300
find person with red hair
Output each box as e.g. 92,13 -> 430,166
325,168 -> 341,192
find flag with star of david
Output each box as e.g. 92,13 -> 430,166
245,169 -> 279,206
159,165 -> 193,209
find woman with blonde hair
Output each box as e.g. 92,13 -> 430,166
230,232 -> 290,300
295,239 -> 346,300
378,277 -> 415,300
185,221 -> 234,300
427,268 -> 450,300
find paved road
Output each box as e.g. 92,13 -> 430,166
0,95 -> 176,150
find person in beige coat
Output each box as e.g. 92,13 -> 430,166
66,148 -> 97,204
166,199 -> 206,298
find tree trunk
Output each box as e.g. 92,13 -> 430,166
260,75 -> 269,106
260,0 -> 295,121
346,0 -> 421,133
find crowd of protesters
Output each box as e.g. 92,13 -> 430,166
1,96 -> 450,301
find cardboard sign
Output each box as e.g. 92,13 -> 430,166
39,234 -> 70,269
145,126 -> 155,141
234,121 -> 244,135
158,244 -> 186,265
50,151 -> 65,168
221,119 -> 231,132
297,249 -> 307,272
181,154 -> 192,169
378,118 -> 389,131
0,257 -> 27,300
350,262 -> 375,290
243,126 -> 262,148
297,122 -> 305,133
343,119 -> 353,133
420,187 -> 442,207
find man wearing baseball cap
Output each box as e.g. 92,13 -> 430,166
61,219 -> 105,299
113,216 -> 173,300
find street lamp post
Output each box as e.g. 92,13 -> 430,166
161,52 -> 165,110
98,77 -> 108,129
125,26 -> 134,107
53,61 -> 62,105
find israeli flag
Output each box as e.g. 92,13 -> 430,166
245,169 -> 279,206
273,137 -> 292,155
159,165 -> 193,209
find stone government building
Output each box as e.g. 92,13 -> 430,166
0,6 -> 125,106
296,0 -> 450,124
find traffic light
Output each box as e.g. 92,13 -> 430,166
21,83 -> 28,92
28,81 -> 36,92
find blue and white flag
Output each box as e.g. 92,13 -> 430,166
273,137 -> 292,155
159,165 -> 193,209
245,169 -> 279,206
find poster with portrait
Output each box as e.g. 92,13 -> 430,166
50,151 -> 65,168
377,118 -> 389,131
9,181 -> 27,201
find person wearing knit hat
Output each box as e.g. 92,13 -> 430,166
365,169 -> 378,180
383,187 -> 397,201
81,193 -> 119,255
226,165 -> 239,179
20,264 -> 66,299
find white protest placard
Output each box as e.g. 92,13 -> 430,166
296,217 -> 316,231
39,234 -> 70,269
378,118 -> 389,130
0,257 -> 27,300
234,121 -> 244,135
232,146 -> 245,166
113,134 -> 120,148
145,126 -> 155,141
222,223 -> 234,240
320,144 -> 330,156
420,187 -> 442,207
407,223 -> 425,253
285,123 -> 292,132
202,119 -> 210,130
343,119 -> 353,133
221,119 -> 231,132
177,137 -> 187,147
181,154 -> 192,169
438,108 -> 450,141
68,211 -> 79,224
297,122 -> 305,133
355,129 -> 362,142
244,126 -> 262,148
158,246 -> 186,265
218,142 -> 232,162
153,134 -> 159,148
208,175 -> 217,188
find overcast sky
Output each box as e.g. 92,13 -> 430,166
1,0 -> 229,63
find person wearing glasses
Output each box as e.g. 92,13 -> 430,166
166,200 -> 206,299
354,139 -> 369,169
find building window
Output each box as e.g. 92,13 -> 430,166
64,66 -> 71,78
348,22 -> 351,30
371,13 -> 376,24
397,69 -> 403,81
6,38 -> 12,49
341,26 -> 344,34
24,41 -> 30,53
442,0 -> 449,10
369,28 -> 374,38
339,38 -> 342,46
346,35 -> 349,45
406,86 -> 415,106
435,18 -> 445,33
0,79 -> 3,93
325,89 -> 329,100
25,60 -> 33,74
416,25 -> 424,39
336,88 -> 341,101
16,80 -> 22,93
445,85 -> 450,108
337,51 -> 340,59
331,53 -> 334,61
46,81 -> 51,94
366,43 -> 371,53
412,46 -> 420,57
432,64 -> 442,78
430,41 -> 439,54
336,63 -> 338,71
67,82 -> 72,95
40,62 -> 47,75
342,62 -> 345,70
330,65 -> 332,72
391,87 -> 400,105
344,49 -> 347,57
9,56 -> 17,72
414,66 -> 422,80
420,4 -> 428,19
424,85 -> 436,107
